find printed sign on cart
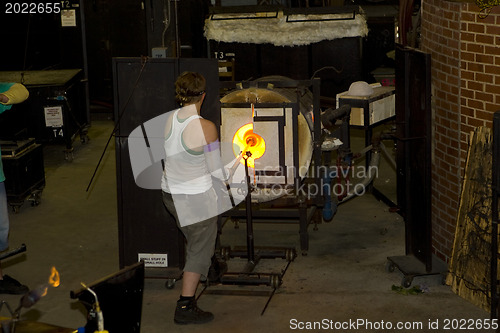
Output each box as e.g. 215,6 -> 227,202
138,253 -> 168,267
44,106 -> 64,127
61,9 -> 77,27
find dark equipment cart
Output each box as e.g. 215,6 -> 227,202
0,69 -> 90,160
113,57 -> 220,287
1,138 -> 45,213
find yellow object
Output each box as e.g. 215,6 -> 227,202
94,331 -> 109,333
0,83 -> 29,105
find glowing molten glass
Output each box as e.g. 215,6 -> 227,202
232,123 -> 266,168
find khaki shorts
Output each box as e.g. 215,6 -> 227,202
162,190 -> 218,277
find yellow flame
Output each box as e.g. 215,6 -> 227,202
48,266 -> 60,288
232,123 -> 266,168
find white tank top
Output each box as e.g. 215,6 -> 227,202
161,107 -> 212,194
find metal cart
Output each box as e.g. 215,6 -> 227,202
1,138 -> 45,213
0,69 -> 90,161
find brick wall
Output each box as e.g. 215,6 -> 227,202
420,0 -> 500,261
460,4 -> 500,140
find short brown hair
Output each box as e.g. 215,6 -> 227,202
175,72 -> 206,106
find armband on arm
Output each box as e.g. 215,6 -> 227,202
204,139 -> 229,181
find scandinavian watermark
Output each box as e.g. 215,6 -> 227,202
127,110 -> 379,225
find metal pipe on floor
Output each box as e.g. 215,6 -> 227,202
339,150 -> 380,204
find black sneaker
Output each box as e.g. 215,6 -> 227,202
174,298 -> 214,325
0,275 -> 29,295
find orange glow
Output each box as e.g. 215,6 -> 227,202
232,123 -> 266,168
48,266 -> 60,288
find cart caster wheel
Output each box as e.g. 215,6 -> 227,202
29,191 -> 42,207
11,205 -> 21,214
270,274 -> 282,289
80,134 -> 89,144
65,150 -> 74,162
165,279 -> 176,289
402,277 -> 413,288
285,248 -> 297,262
385,261 -> 395,273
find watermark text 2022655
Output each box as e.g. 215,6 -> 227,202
4,2 -> 62,15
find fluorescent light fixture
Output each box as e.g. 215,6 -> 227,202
286,11 -> 355,22
210,11 -> 278,20
209,6 -> 279,20
284,6 -> 357,22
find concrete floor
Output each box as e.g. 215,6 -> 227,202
0,119 -> 492,332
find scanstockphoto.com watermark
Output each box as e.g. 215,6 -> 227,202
289,318 -> 499,331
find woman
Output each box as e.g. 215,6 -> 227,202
161,72 -> 228,325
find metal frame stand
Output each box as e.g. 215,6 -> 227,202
215,153 -> 296,289
202,154 -> 296,315
201,78 -> 325,315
